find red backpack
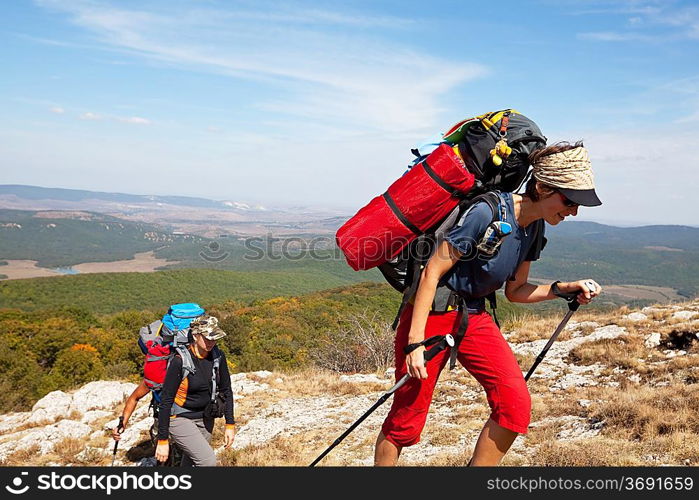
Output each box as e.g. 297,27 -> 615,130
335,109 -> 546,273
143,341 -> 172,391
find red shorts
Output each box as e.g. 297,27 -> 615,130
381,305 -> 531,448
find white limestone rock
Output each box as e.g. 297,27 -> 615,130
644,332 -> 662,349
339,373 -> 388,384
625,312 -> 648,322
229,373 -> 269,396
672,311 -> 698,321
81,410 -> 113,425
69,381 -> 136,414
28,390 -> 73,424
0,412 -> 31,435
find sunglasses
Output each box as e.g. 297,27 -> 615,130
557,191 -> 579,208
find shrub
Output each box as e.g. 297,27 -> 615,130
47,343 -> 105,389
311,311 -> 394,373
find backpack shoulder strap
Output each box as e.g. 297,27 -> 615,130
174,345 -> 196,378
210,347 -> 223,401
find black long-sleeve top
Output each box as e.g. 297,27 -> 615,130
157,345 -> 234,440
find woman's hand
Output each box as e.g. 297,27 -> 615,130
224,425 -> 236,449
111,425 -> 124,442
568,279 -> 602,305
406,345 -> 428,379
155,441 -> 169,463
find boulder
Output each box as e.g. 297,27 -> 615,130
28,391 -> 73,424
69,381 -> 136,414
625,312 -> 648,322
644,332 -> 662,348
672,311 -> 698,321
0,412 -> 31,435
81,410 -> 113,425
5,420 -> 93,456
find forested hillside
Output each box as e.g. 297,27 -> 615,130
0,282 -> 525,413
0,209 -> 202,267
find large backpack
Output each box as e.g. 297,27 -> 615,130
138,303 -> 206,396
335,110 -> 547,344
336,109 -> 546,272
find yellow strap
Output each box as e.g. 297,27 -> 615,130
481,109 -> 520,131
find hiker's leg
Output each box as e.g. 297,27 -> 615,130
374,432 -> 401,466
457,311 -> 531,466
376,306 -> 454,464
470,418 -> 518,466
169,417 -> 217,467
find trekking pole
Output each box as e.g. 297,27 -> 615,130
309,334 -> 456,467
524,292 -> 580,381
111,416 -> 124,466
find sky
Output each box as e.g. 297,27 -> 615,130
1,0 -> 698,226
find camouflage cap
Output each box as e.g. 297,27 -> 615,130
190,315 -> 227,340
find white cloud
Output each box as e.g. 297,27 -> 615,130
577,31 -> 654,41
79,112 -> 102,120
575,2 -> 699,42
117,116 -> 150,125
77,111 -> 151,124
50,106 -> 65,114
33,0 -> 487,137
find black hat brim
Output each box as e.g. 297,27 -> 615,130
558,188 -> 602,207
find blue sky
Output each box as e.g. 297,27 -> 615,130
1,0 -> 698,225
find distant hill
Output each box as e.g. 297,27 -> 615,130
0,184 -> 345,238
534,221 -> 699,298
1,185 -> 699,303
0,184 -> 232,209
0,209 -> 203,267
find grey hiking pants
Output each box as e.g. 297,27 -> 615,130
169,417 -> 216,467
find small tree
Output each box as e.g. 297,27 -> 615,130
312,311 -> 395,373
44,343 -> 105,392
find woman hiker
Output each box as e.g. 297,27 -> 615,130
155,315 -> 236,466
374,141 -> 603,466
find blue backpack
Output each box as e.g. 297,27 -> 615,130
138,303 -> 206,405
138,303 -> 205,355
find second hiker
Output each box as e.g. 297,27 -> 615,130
155,315 -> 236,466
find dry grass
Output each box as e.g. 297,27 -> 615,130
272,367 -> 389,399
533,437 -> 646,466
2,444 -> 41,466
531,391 -> 589,421
592,385 -> 699,441
567,336 -> 649,371
219,434 -> 312,466
425,424 -> 460,447
504,314 -> 568,343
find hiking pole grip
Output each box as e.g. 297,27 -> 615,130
111,416 -> 124,466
